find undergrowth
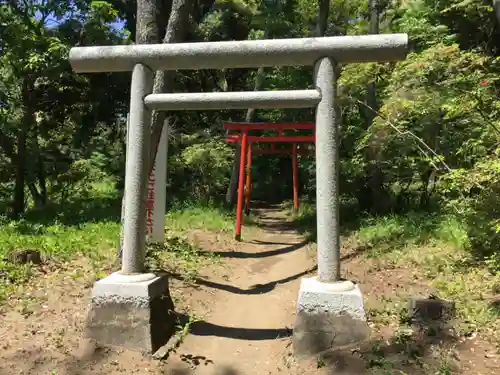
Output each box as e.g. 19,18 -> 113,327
288,200 -> 500,355
145,202 -> 234,281
0,186 -> 234,305
166,200 -> 234,233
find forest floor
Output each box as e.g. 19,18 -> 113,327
0,196 -> 499,375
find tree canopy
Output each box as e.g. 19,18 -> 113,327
1,0 -> 500,269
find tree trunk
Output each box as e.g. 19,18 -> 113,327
13,126 -> 26,218
12,76 -> 35,219
494,0 -> 500,24
118,0 -> 202,260
148,0 -> 217,172
31,121 -> 47,208
365,0 -> 386,214
316,0 -> 330,36
135,0 -> 166,44
0,130 -> 16,216
148,0 -> 195,174
27,182 -> 43,208
37,152 -> 47,206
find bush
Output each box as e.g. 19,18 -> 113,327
168,137 -> 233,202
438,154 -> 500,272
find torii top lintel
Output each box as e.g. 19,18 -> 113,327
224,122 -> 315,131
224,122 -> 316,144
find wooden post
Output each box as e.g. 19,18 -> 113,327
235,131 -> 248,241
245,144 -> 252,216
292,143 -> 299,211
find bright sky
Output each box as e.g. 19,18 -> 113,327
33,1 -> 126,33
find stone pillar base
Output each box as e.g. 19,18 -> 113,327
292,277 -> 369,358
86,272 -> 176,354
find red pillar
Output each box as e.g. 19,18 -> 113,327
244,144 -> 252,216
235,131 -> 248,241
292,143 -> 299,212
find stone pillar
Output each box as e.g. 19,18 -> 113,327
292,58 -> 369,358
314,57 -> 340,283
86,64 -> 175,354
121,64 -> 154,274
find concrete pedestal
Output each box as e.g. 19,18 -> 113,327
86,272 -> 176,354
292,277 -> 369,358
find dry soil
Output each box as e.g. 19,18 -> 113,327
0,206 -> 498,375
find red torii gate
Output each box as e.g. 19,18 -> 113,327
224,122 -> 315,240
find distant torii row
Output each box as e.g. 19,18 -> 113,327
224,121 -> 315,240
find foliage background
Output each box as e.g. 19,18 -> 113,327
1,0 -> 500,273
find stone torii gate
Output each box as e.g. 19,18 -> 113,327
69,34 -> 408,356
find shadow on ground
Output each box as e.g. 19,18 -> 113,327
177,313 -> 292,341
168,366 -> 240,375
169,265 -> 317,295
207,238 -> 310,259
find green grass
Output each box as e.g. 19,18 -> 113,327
144,201 -> 242,281
354,214 -> 499,335
353,213 -> 469,253
166,201 -> 234,233
0,220 -> 120,260
288,202 -> 500,351
0,185 -> 238,305
0,180 -> 121,258
0,182 -> 121,304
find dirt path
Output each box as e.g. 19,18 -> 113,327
164,206 -> 316,374
0,206 -> 317,375
1,206 -> 498,375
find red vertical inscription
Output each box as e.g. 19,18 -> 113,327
146,167 -> 156,235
